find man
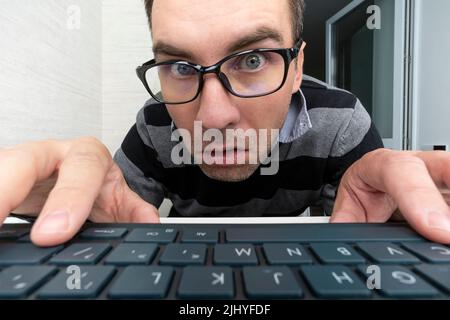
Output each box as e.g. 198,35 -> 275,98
0,0 -> 449,247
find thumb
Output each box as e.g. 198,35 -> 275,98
330,186 -> 367,223
330,173 -> 397,224
122,188 -> 160,223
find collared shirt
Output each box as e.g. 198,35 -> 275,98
114,75 -> 383,217
279,89 -> 313,144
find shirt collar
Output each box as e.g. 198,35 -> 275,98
278,89 -> 313,144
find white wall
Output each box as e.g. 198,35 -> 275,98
102,0 -> 153,153
0,0 -> 102,147
412,0 -> 450,151
0,0 -> 173,215
0,0 -> 152,153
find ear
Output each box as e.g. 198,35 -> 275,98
291,41 -> 307,95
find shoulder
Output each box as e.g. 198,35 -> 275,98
136,98 -> 172,128
291,76 -> 377,158
133,99 -> 183,169
301,75 -> 358,111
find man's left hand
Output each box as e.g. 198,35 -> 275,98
331,149 -> 450,244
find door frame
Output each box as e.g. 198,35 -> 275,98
325,0 -> 407,150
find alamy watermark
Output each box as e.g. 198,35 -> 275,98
66,265 -> 82,290
367,5 -> 382,30
170,121 -> 280,176
366,265 -> 381,290
67,5 -> 81,30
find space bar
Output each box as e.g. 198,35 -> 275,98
225,224 -> 423,243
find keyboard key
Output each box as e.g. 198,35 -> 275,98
357,243 -> 420,264
301,266 -> 371,298
181,229 -> 218,243
17,235 -> 31,243
0,266 -> 57,298
243,266 -> 303,299
226,224 -> 422,243
159,244 -> 206,266
0,244 -> 62,266
178,266 -> 234,299
38,266 -> 116,299
310,243 -> 365,264
80,228 -> 127,240
109,266 -> 174,299
104,243 -> 158,265
125,228 -> 177,243
263,244 -> 313,265
0,229 -> 28,240
49,243 -> 111,265
214,244 -> 258,266
414,264 -> 450,293
358,265 -> 439,298
402,243 -> 450,263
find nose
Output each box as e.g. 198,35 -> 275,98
196,74 -> 241,130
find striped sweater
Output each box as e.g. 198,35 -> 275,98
114,75 -> 383,217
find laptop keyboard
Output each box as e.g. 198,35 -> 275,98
0,223 -> 449,300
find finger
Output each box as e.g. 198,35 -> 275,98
31,138 -> 113,247
412,151 -> 450,243
415,151 -> 450,190
383,153 -> 450,244
0,141 -> 64,226
88,186 -> 160,224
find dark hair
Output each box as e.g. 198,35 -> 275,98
143,0 -> 305,42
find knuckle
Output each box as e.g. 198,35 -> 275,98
76,136 -> 102,145
69,137 -> 112,168
381,152 -> 426,176
385,153 -> 425,168
106,163 -> 126,183
69,151 -> 108,169
363,148 -> 392,162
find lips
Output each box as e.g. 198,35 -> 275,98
211,148 -> 248,157
207,149 -> 249,166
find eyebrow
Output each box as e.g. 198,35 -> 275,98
152,26 -> 285,61
227,27 -> 284,53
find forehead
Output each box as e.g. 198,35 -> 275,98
152,0 -> 292,52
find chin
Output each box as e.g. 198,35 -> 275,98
199,164 -> 260,182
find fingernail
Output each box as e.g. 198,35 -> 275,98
428,211 -> 450,231
35,211 -> 70,234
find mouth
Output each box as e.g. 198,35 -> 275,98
208,148 -> 249,166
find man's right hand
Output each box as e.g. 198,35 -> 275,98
0,137 -> 160,247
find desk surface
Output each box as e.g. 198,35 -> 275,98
5,216 -> 330,224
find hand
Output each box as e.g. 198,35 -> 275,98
331,149 -> 450,244
0,137 -> 159,247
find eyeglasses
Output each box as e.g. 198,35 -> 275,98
136,39 -> 303,105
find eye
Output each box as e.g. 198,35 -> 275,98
238,53 -> 267,71
170,64 -> 196,77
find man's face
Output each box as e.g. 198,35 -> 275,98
152,0 -> 305,182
